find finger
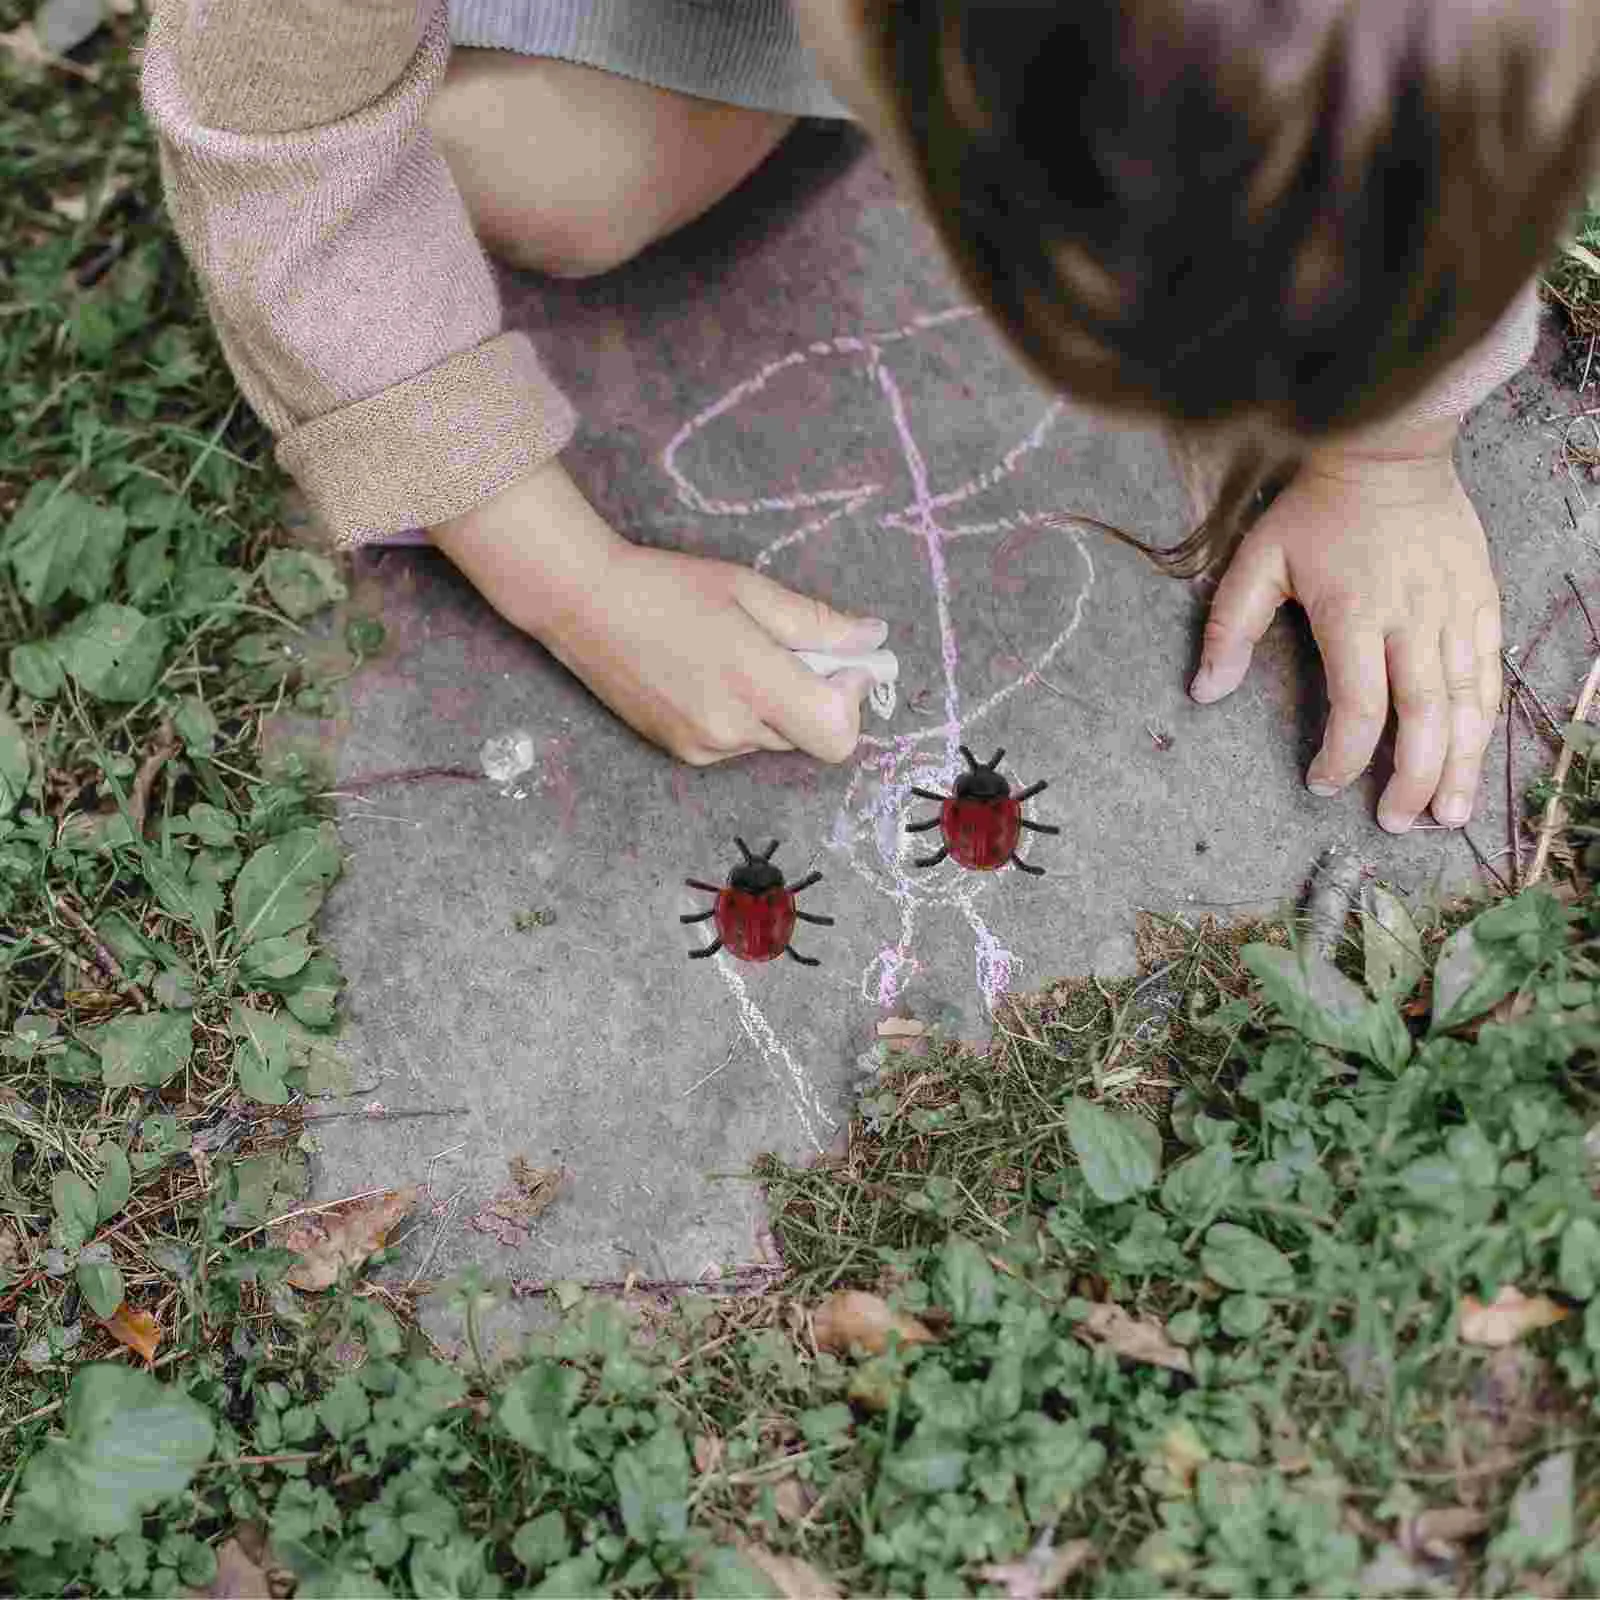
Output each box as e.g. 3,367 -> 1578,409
1190,535 -> 1291,703
733,568 -> 887,653
761,662 -> 872,764
1376,629 -> 1449,832
1305,611 -> 1390,797
1430,603 -> 1501,827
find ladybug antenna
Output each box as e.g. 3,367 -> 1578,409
734,836 -> 756,862
762,839 -> 780,861
959,744 -> 979,770
984,748 -> 1005,771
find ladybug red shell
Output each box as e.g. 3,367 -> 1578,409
682,838 -> 833,965
907,746 -> 1059,873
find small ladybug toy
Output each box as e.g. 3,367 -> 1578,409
907,746 -> 1059,874
682,838 -> 834,965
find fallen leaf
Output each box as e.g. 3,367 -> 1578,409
974,1536 -> 1095,1599
812,1290 -> 936,1356
469,1158 -> 569,1247
693,1432 -> 723,1475
1403,1505 -> 1490,1560
279,1186 -> 417,1291
737,1541 -> 841,1599
1144,1419 -> 1209,1495
100,1302 -> 159,1364
186,1535 -> 270,1600
1458,1286 -> 1568,1347
50,192 -> 89,222
1077,1301 -> 1193,1373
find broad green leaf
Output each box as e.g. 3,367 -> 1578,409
497,1359 -> 592,1474
317,1375 -> 370,1441
76,1259 -> 124,1320
8,1365 -> 214,1550
1065,1097 -> 1161,1203
512,1511 -> 573,1574
178,803 -> 236,848
1201,1223 -> 1295,1294
232,824 -> 341,943
613,1425 -> 690,1546
301,1038 -> 353,1098
1360,883 -> 1425,1001
1160,1144 -> 1236,1220
55,604 -> 168,702
1242,943 -> 1409,1070
5,486 -> 126,607
52,1171 -> 97,1248
1559,1216 -> 1600,1300
1562,719 -> 1600,756
143,856 -> 221,942
262,549 -> 347,620
938,1234 -> 998,1323
90,1011 -> 192,1089
0,710 -> 30,815
694,1549 -> 782,1600
10,641 -> 63,701
240,931 -> 312,982
1430,925 -> 1519,1032
95,1145 -> 131,1221
230,1002 -> 291,1105
886,1424 -> 969,1493
279,953 -> 342,1028
123,529 -> 173,605
171,696 -> 217,756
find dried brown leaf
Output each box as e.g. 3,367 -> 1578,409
736,1542 -> 841,1599
1403,1505 -> 1490,1559
100,1302 -> 160,1364
1077,1301 -> 1193,1373
693,1432 -> 723,1475
812,1290 -> 936,1356
1458,1286 -> 1568,1348
974,1537 -> 1095,1599
469,1159 -> 568,1248
280,1186 -> 417,1291
772,1475 -> 813,1524
185,1535 -> 270,1599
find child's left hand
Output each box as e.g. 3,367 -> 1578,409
1188,422 -> 1501,833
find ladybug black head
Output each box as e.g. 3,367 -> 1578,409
952,745 -> 1010,802
728,836 -> 785,894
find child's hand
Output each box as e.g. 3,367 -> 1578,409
432,461 -> 884,765
1189,424 -> 1501,832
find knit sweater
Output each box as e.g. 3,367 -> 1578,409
140,0 -> 1542,548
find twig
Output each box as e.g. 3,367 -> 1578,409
1460,828 -> 1511,894
329,765 -> 480,795
1506,697 -> 1523,891
52,897 -> 150,1011
1501,651 -> 1567,739
1527,650 -> 1600,887
127,720 -> 178,834
1566,572 -> 1600,650
506,1264 -> 786,1301
682,1037 -> 740,1097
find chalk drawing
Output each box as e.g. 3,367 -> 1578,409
665,308 -> 1099,1130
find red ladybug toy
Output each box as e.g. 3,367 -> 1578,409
682,838 -> 833,965
907,746 -> 1059,873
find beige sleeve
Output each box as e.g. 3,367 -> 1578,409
140,0 -> 576,547
1391,280 -> 1542,425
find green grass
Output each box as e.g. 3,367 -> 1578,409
2,9 -> 1600,1598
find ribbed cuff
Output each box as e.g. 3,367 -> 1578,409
276,332 -> 578,546
1391,281 -> 1542,426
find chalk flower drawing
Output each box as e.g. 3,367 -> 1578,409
664,307 -> 1097,1148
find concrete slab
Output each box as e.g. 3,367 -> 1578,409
297,124 -> 1600,1319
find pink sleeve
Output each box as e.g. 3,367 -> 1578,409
1390,280 -> 1542,425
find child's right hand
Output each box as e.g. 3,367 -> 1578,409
430,461 -> 884,766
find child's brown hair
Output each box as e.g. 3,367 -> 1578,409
862,0 -> 1600,573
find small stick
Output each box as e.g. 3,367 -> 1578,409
505,1263 -> 786,1301
53,897 -> 150,1011
1460,828 -> 1511,894
127,721 -> 178,835
1527,651 -> 1600,887
330,765 -> 479,794
1566,572 -> 1600,651
1501,651 -> 1567,739
1505,697 -> 1523,891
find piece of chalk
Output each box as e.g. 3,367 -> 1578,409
791,648 -> 900,688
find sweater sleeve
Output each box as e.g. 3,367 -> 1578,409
1389,279 -> 1542,427
140,0 -> 576,547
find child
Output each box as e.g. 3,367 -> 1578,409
141,0 -> 1600,833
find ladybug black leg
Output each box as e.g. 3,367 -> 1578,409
784,945 -> 821,967
786,871 -> 823,895
1008,852 -> 1045,876
1014,779 -> 1049,803
688,937 -> 724,958
905,815 -> 942,833
910,786 -> 948,804
685,878 -> 723,894
680,907 -> 716,924
913,844 -> 949,869
1020,819 -> 1061,835
795,910 -> 834,926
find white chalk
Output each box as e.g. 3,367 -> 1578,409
790,648 -> 899,688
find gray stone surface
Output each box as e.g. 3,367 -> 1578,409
297,125 -> 1600,1317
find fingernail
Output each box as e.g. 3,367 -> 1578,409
1306,778 -> 1340,798
843,617 -> 889,651
1434,795 -> 1468,827
1378,808 -> 1415,834
1189,667 -> 1221,704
